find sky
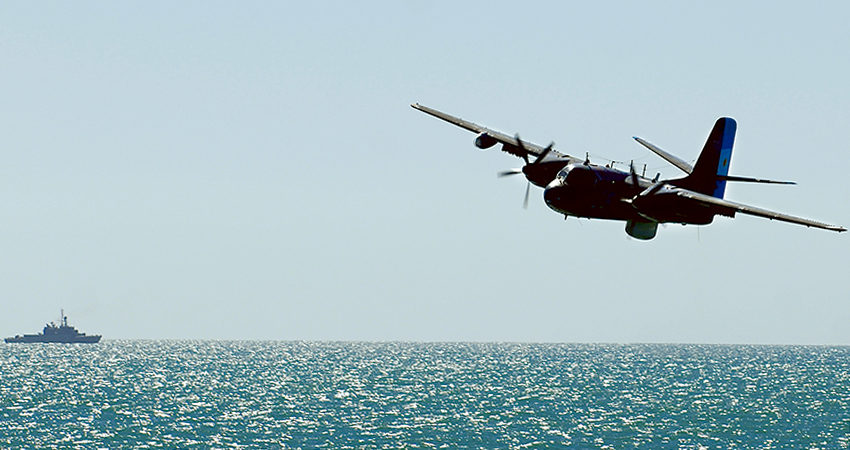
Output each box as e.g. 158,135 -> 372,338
1,1 -> 848,343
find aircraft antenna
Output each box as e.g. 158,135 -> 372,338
642,164 -> 647,177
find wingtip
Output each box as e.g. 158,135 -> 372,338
820,223 -> 846,232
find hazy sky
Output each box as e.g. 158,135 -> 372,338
1,2 -> 848,343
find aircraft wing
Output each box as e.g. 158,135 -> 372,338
674,188 -> 846,232
411,103 -> 568,160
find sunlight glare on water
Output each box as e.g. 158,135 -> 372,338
1,342 -> 849,448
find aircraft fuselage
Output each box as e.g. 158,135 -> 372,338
541,163 -> 715,226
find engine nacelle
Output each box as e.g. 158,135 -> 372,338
474,132 -> 497,149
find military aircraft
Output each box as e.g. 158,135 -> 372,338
412,103 -> 845,240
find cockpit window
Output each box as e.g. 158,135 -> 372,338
557,168 -> 569,181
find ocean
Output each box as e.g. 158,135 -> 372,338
1,342 -> 848,448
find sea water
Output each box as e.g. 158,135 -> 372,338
1,342 -> 848,448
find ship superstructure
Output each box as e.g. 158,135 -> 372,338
4,309 -> 101,343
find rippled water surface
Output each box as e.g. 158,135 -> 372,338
1,342 -> 849,448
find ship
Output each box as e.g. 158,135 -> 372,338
4,309 -> 101,344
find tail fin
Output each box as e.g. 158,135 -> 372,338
685,117 -> 736,198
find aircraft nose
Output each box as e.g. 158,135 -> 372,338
543,181 -> 564,205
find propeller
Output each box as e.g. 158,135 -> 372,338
533,142 -> 554,164
497,138 -> 555,208
629,160 -> 639,188
637,181 -> 666,198
514,134 -> 530,164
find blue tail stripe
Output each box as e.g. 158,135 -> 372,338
712,118 -> 736,198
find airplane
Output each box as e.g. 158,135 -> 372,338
411,103 -> 845,240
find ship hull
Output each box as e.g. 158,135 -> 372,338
4,335 -> 101,344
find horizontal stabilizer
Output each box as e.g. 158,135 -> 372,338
633,137 -> 693,174
720,175 -> 796,185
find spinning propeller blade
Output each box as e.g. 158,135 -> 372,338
498,141 -> 555,208
629,160 -> 640,187
523,182 -> 530,209
497,169 -> 524,177
532,142 -> 554,164
514,134 -> 530,164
